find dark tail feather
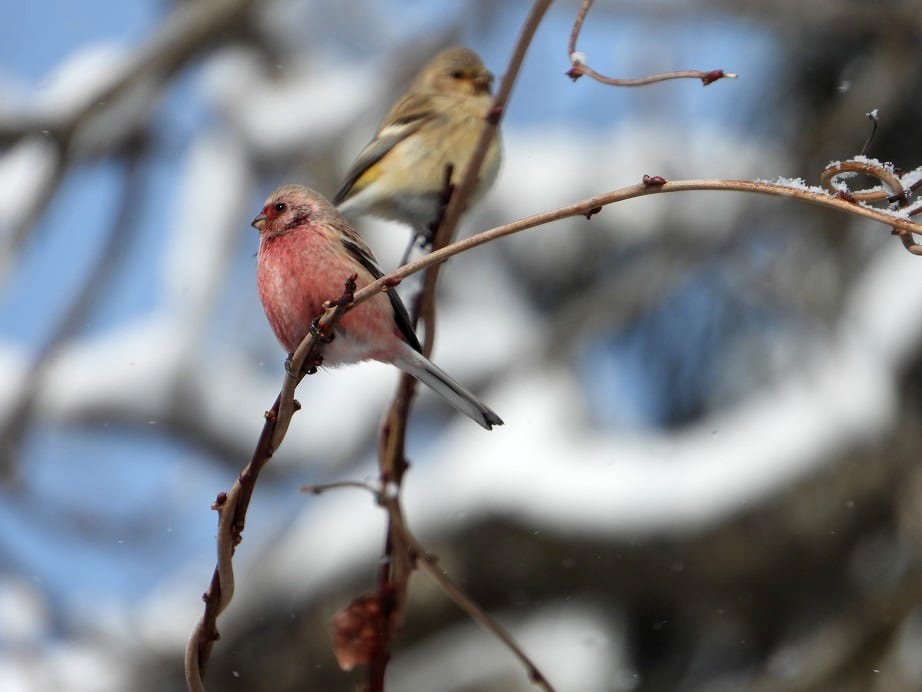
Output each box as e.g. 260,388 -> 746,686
396,350 -> 503,430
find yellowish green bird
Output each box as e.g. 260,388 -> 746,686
334,46 -> 501,246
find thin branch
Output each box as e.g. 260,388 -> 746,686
301,480 -> 380,496
184,276 -> 357,691
433,0 -> 553,254
414,556 -> 555,691
566,0 -> 737,86
374,0 -> 554,485
567,0 -> 593,58
366,3 -> 556,688
379,495 -> 556,692
271,275 -> 357,449
314,479 -> 557,691
421,0 -> 554,350
351,174 -> 922,311
569,63 -> 737,87
859,109 -> 879,157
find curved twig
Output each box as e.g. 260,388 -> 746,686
566,0 -> 737,86
352,173 -> 922,311
381,494 -> 557,692
820,159 -> 904,202
184,277 -> 357,691
311,479 -> 557,691
821,159 -> 922,255
413,551 -> 555,692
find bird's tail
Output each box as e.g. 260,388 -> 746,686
395,349 -> 503,430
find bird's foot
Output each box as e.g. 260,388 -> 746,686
287,352 -> 324,377
310,318 -> 335,343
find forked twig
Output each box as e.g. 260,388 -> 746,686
307,481 -> 557,691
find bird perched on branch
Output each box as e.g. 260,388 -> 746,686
253,184 -> 502,430
333,46 -> 501,246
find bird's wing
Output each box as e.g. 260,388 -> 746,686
337,224 -> 422,353
333,92 -> 436,205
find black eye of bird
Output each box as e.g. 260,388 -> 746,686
274,203 -> 286,213
451,69 -> 464,79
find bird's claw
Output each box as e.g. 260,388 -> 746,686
310,318 -> 335,343
287,352 -> 324,377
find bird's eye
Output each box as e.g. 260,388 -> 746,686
274,203 -> 286,213
450,69 -> 464,79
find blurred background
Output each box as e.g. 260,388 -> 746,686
2,0 -> 922,690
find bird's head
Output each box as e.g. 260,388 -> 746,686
252,184 -> 327,238
416,46 -> 494,97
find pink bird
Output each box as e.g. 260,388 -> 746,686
252,184 -> 502,430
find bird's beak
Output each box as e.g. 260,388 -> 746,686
473,71 -> 494,93
251,213 -> 267,231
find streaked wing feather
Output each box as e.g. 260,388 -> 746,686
333,93 -> 436,204
338,230 -> 422,353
